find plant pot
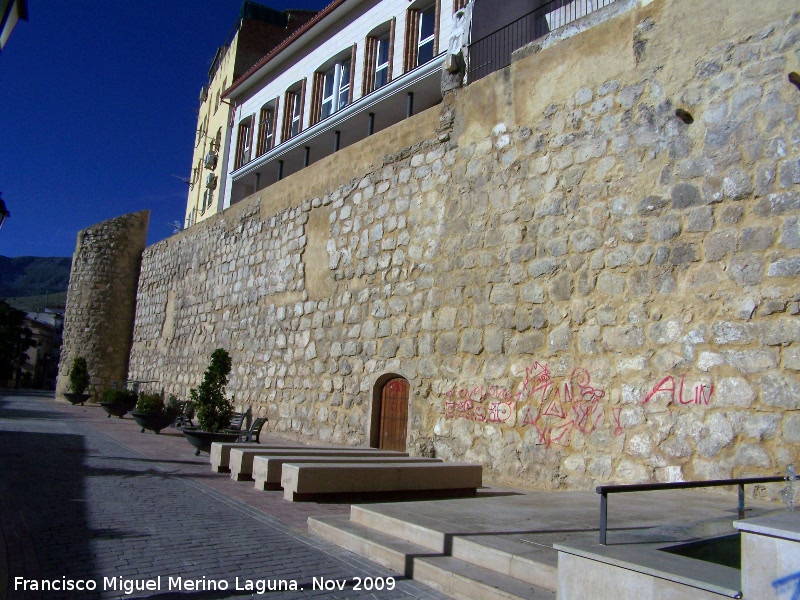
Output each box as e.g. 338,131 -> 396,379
64,392 -> 91,406
182,429 -> 240,456
100,402 -> 132,419
131,412 -> 176,434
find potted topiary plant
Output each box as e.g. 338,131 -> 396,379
64,357 -> 91,405
182,348 -> 240,455
130,392 -> 178,434
99,387 -> 138,418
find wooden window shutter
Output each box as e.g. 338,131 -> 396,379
234,126 -> 241,169
310,71 -> 324,126
433,0 -> 441,55
234,121 -> 247,169
256,107 -> 267,156
388,17 -> 396,82
349,43 -> 357,103
403,9 -> 420,72
281,90 -> 295,142
363,36 -> 377,96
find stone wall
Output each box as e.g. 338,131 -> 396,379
57,211 -> 149,400
129,0 -> 799,494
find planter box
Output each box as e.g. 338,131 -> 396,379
182,429 -> 240,456
64,393 -> 91,405
131,412 -> 176,434
100,402 -> 135,419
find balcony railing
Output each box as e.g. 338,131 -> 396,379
467,0 -> 617,82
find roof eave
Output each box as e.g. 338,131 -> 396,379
222,0 -> 352,101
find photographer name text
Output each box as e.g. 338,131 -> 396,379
15,575 -> 396,594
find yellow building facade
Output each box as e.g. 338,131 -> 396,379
185,3 -> 317,227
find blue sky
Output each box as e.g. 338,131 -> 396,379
0,0 -> 329,258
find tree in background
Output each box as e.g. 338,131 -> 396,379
0,299 -> 37,387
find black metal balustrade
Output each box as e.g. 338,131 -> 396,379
468,0 -> 617,82
596,476 -> 788,545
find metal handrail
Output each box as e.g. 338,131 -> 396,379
596,476 -> 786,545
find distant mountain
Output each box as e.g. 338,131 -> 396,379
0,256 -> 72,301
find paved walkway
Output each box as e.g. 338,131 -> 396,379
0,391 -> 448,600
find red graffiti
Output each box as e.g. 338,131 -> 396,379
488,401 -> 514,423
520,363 -> 607,447
515,361 -> 551,402
533,424 -> 552,446
611,407 -> 623,436
443,360 -> 610,447
542,399 -> 567,419
641,375 -> 714,406
443,365 -> 716,450
522,406 -> 537,426
570,402 -> 604,434
445,384 -> 514,404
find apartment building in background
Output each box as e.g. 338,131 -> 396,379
221,0 -> 469,209
188,0 -> 619,217
185,1 -> 317,227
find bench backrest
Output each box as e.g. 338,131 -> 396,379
241,417 -> 268,443
228,412 -> 246,431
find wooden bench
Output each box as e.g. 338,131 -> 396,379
173,400 -> 195,428
253,455 -> 442,490
237,416 -> 267,443
229,447 -> 406,481
225,412 -> 246,433
280,462 -> 483,502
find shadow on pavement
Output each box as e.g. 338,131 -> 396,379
92,455 -> 208,467
0,394 -> 69,421
0,431 -> 98,594
0,407 -> 72,421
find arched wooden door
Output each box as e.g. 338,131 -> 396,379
379,377 -> 409,452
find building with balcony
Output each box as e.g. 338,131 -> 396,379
221,0 -> 468,208
185,1 -> 317,227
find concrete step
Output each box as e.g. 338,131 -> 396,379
349,504 -> 558,590
308,515 -> 438,575
413,556 -> 556,600
451,533 -> 558,590
413,555 -> 556,600
308,516 -> 555,600
350,504 -> 447,551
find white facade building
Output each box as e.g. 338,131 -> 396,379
222,0 -> 466,208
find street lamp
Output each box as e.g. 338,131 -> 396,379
0,193 -> 10,229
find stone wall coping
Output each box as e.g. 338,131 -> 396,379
554,538 -> 741,598
734,512 -> 800,541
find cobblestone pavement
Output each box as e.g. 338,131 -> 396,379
0,392 -> 449,600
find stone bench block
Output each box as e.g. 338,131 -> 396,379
229,447 -> 407,481
253,455 -> 442,490
281,462 -> 483,502
210,442 -> 302,473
